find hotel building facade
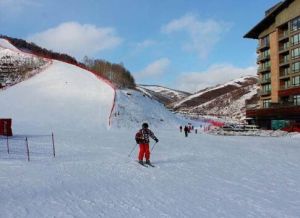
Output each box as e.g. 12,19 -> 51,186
244,0 -> 300,129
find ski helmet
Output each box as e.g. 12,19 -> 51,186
142,123 -> 149,128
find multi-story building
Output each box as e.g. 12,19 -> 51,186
244,0 -> 300,129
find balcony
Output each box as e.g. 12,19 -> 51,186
258,66 -> 271,73
280,70 -> 290,78
278,31 -> 289,41
280,83 -> 300,90
259,90 -> 271,96
246,105 -> 300,119
279,44 -> 289,53
291,68 -> 300,74
257,42 -> 270,52
279,85 -> 300,97
280,84 -> 291,90
279,57 -> 290,66
259,78 -> 271,84
257,54 -> 270,63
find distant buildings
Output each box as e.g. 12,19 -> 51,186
244,0 -> 300,129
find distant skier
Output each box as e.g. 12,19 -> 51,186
195,129 -> 198,134
179,126 -> 182,132
184,125 -> 189,137
135,123 -> 159,166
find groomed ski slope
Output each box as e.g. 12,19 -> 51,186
0,60 -> 115,133
1,130 -> 300,217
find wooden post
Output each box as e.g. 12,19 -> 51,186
25,137 -> 30,162
52,132 -> 55,157
6,136 -> 9,154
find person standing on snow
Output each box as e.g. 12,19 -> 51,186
184,125 -> 189,137
179,126 -> 183,132
135,123 -> 159,165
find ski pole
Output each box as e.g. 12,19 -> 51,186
128,143 -> 138,157
151,142 -> 158,152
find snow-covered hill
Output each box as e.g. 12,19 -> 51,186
0,60 -> 115,133
0,38 -> 49,88
137,85 -> 190,107
112,89 -> 195,129
171,76 -> 258,121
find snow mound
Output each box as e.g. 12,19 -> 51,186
0,60 -> 115,133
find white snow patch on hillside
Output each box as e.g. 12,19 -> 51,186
136,86 -> 153,97
0,38 -> 21,52
190,85 -> 258,120
139,85 -> 190,100
174,76 -> 252,108
0,60 -> 114,133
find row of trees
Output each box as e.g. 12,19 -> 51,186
0,35 -> 136,89
0,35 -> 80,66
83,56 -> 135,89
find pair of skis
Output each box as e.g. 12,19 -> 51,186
138,161 -> 155,168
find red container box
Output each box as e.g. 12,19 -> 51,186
0,119 -> 13,136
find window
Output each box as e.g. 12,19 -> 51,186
262,73 -> 271,81
262,84 -> 271,92
292,47 -> 300,59
291,33 -> 300,46
280,41 -> 289,50
262,49 -> 270,58
293,95 -> 300,105
261,61 -> 270,69
280,67 -> 290,77
292,62 -> 300,73
263,99 -> 271,108
292,76 -> 300,86
260,35 -> 269,47
291,17 -> 300,32
284,80 -> 290,89
284,67 -> 290,74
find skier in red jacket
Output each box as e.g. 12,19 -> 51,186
135,123 -> 159,166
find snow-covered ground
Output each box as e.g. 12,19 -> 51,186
1,130 -> 299,218
0,40 -> 299,218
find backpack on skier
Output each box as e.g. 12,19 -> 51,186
135,131 -> 143,144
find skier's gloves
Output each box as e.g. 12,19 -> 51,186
155,138 -> 159,143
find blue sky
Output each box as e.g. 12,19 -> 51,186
0,0 -> 280,92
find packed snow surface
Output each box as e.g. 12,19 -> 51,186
0,130 -> 299,218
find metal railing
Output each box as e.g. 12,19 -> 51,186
258,66 -> 271,73
257,42 -> 270,50
259,78 -> 271,84
280,70 -> 290,77
280,83 -> 300,90
257,54 -> 270,62
279,57 -> 290,65
258,90 -> 271,96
